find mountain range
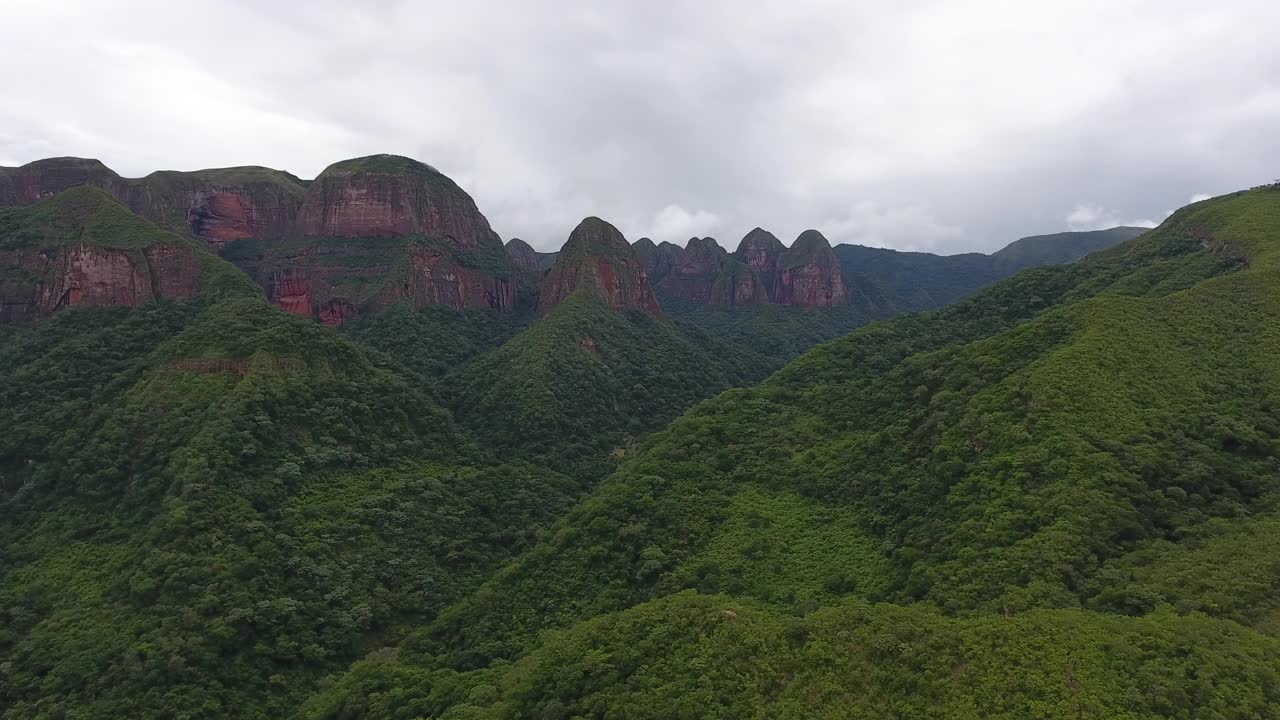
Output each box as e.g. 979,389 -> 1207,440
3,153 -> 1270,719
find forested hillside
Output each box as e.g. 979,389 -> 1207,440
299,187 -> 1280,718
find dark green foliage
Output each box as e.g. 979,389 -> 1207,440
342,304 -> 534,380
449,291 -> 768,477
418,188 -> 1274,680
835,226 -> 1146,312
0,296 -> 577,718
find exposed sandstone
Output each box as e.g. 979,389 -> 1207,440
540,217 -> 661,314
774,230 -> 848,308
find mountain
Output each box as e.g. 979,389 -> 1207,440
0,190 -> 577,718
655,236 -> 729,303
773,229 -> 848,307
633,236 -> 682,285
0,156 -> 307,249
734,226 -> 786,299
366,185 -> 1280,716
221,155 -> 519,324
835,226 -> 1148,312
503,237 -> 541,271
0,187 -> 255,322
538,217 -> 660,314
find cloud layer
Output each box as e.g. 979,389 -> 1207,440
2,0 -> 1277,252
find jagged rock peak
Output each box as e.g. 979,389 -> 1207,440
540,217 -> 661,314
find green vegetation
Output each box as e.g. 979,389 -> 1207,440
835,226 -> 1146,312
397,187 -> 1280,715
320,154 -> 447,177
449,290 -> 768,477
343,304 -> 533,380
0,185 -> 193,250
4,184 -> 1280,718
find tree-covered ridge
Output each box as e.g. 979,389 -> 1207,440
0,289 -> 575,716
415,186 -> 1275,679
834,225 -> 1148,312
448,289 -> 767,478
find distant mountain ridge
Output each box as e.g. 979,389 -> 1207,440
1,155 -> 1144,329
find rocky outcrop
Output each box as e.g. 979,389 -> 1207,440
633,238 -> 682,286
733,228 -> 786,302
253,238 -> 515,324
505,238 -> 541,271
709,258 -> 770,308
297,155 -> 502,249
0,158 -> 306,249
126,169 -> 306,250
540,217 -> 660,314
0,187 -> 232,323
656,237 -> 727,303
0,157 -> 128,205
775,230 -> 848,308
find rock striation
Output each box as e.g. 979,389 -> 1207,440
656,236 -> 728,303
0,187 -> 215,322
774,230 -> 847,308
540,217 -> 661,314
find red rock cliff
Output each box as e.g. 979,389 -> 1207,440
774,230 -> 848,308
540,217 -> 661,314
733,227 -> 786,302
656,236 -> 727,303
0,188 -> 207,323
0,158 -> 306,250
297,155 -> 501,249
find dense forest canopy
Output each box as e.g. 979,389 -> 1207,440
2,175 -> 1279,719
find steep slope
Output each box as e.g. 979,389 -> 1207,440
835,225 -> 1147,312
539,217 -> 660,313
126,167 -> 307,249
0,247 -> 575,718
633,237 -> 682,286
774,229 -> 848,307
991,225 -> 1149,274
503,237 -> 540,271
733,226 -> 786,300
412,185 -> 1278,694
0,157 -> 307,249
655,236 -> 729,304
450,291 -> 764,478
223,155 -> 518,323
0,186 -> 255,322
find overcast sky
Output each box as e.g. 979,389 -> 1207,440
2,1 -> 1277,253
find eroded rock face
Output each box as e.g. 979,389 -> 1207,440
297,155 -> 501,249
0,159 -> 306,249
632,238 -> 682,286
258,240 -> 514,324
709,260 -> 770,308
774,230 -> 848,308
734,228 -> 786,302
128,174 -> 304,250
0,157 -> 128,205
540,217 -> 661,314
505,238 -> 541,271
0,243 -> 200,322
657,237 -> 727,303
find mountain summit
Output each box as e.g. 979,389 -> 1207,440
539,217 -> 661,313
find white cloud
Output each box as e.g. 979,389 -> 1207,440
643,205 -> 722,244
0,1 -> 1277,252
1189,193 -> 1213,203
819,202 -> 964,252
1065,204 -> 1161,231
